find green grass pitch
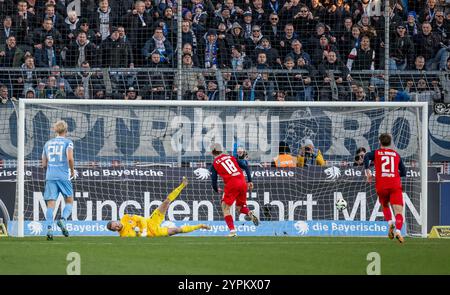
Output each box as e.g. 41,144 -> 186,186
1,236 -> 450,275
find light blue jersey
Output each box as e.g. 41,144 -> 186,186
42,136 -> 73,181
42,136 -> 74,200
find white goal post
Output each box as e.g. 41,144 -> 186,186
14,99 -> 428,238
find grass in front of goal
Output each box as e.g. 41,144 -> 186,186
1,237 -> 450,275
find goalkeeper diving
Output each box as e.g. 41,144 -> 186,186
107,177 -> 210,237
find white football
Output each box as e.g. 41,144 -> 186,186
336,198 -> 347,211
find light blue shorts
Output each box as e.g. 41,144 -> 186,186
44,180 -> 73,200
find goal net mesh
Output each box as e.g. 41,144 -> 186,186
14,103 -> 425,236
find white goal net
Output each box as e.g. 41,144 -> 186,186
12,100 -> 428,237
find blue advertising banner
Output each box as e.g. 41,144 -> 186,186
0,103 -> 449,162
8,220 -> 406,237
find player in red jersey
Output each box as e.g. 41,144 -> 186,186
210,143 -> 259,237
364,133 -> 407,243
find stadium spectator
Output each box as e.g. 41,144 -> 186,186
255,52 -> 270,69
292,5 -> 316,41
353,85 -> 367,101
1,16 -> 16,45
389,22 -> 415,70
272,141 -> 297,167
76,18 -> 101,47
194,86 -> 208,100
405,11 -> 421,38
69,61 -> 105,99
432,9 -> 449,39
66,31 -> 97,67
253,71 -> 276,101
230,44 -> 252,70
414,21 -> 449,70
279,0 -> 302,29
155,7 -> 176,45
50,66 -> 73,95
245,25 -> 264,54
405,78 -> 442,101
387,88 -> 411,101
318,50 -> 351,101
35,35 -> 61,67
124,87 -> 141,100
31,18 -> 63,50
420,0 -> 439,23
353,147 -> 367,167
124,0 -> 154,66
0,1 -> 15,21
279,23 -> 299,58
91,0 -> 117,42
12,0 -> 37,46
40,4 -> 64,31
99,27 -> 133,67
286,39 -> 311,66
17,56 -> 39,97
0,36 -> 24,67
0,84 -> 16,104
263,13 -> 283,46
311,34 -> 338,66
278,56 -> 301,100
410,55 -> 427,70
218,69 -> 239,100
143,26 -> 174,65
229,22 -> 245,49
273,89 -> 287,101
61,10 -> 80,46
176,53 -> 205,100
141,51 -> 172,100
181,20 -> 198,51
297,139 -> 326,167
72,85 -> 85,99
240,11 -> 254,39
254,37 -> 281,68
295,56 -> 316,101
346,35 -> 376,71
198,29 -> 228,69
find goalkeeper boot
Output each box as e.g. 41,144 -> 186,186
228,230 -> 237,237
46,229 -> 53,241
388,223 -> 395,240
57,219 -> 69,237
247,211 -> 259,226
395,231 -> 405,244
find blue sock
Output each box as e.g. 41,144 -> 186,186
46,207 -> 54,230
62,204 -> 73,221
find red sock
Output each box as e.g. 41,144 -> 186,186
395,214 -> 404,231
240,206 -> 250,215
224,215 -> 235,231
382,206 -> 392,222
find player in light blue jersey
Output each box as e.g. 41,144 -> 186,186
42,120 -> 75,240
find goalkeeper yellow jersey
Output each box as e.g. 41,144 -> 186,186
118,214 -> 148,237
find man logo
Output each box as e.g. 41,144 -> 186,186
194,168 -> 210,180
28,221 -> 43,236
294,221 -> 309,235
324,166 -> 341,180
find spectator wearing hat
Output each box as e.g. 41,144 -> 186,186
389,22 -> 415,70
297,139 -> 326,167
229,22 -> 246,48
311,34 -> 338,66
414,21 -> 449,70
198,29 -> 228,69
99,27 -> 133,67
76,18 -> 101,46
230,44 -> 252,70
191,3 -> 208,36
406,11 -> 421,38
240,11 -> 254,39
35,35 -> 61,67
61,10 -> 80,46
245,25 -> 264,53
263,13 -> 283,46
124,87 -> 141,100
272,141 -> 297,168
254,37 -> 281,67
142,26 -> 174,65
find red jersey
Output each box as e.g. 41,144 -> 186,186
372,148 -> 404,190
212,154 -> 246,187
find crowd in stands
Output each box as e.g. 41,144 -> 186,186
0,0 -> 449,101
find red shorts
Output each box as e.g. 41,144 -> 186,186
376,187 -> 404,206
222,181 -> 248,207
